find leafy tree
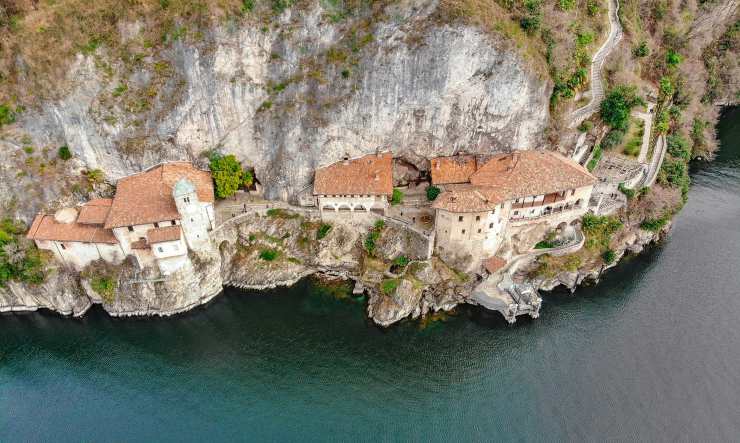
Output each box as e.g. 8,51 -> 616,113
600,85 -> 644,130
316,223 -> 332,240
602,249 -> 616,264
209,153 -> 244,199
655,110 -> 670,134
659,77 -> 674,98
601,129 -> 626,150
242,169 -> 254,188
426,186 -> 441,201
559,0 -> 575,10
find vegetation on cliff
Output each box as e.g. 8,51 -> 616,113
0,218 -> 46,286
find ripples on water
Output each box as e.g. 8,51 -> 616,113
0,108 -> 739,442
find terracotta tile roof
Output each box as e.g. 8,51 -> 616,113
26,213 -> 118,244
431,184 -> 505,212
130,239 -> 149,250
484,256 -> 507,274
430,155 -> 477,185
77,198 -> 113,225
470,151 -> 596,199
105,162 -> 214,229
313,152 -> 393,196
146,226 -> 182,244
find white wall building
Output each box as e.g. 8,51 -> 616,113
431,151 -> 597,269
313,152 -> 393,217
28,162 -> 216,276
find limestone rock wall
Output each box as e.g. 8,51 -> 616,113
1,1 -> 550,221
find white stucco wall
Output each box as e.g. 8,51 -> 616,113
35,240 -> 125,271
434,203 -> 508,266
156,254 -> 189,275
114,220 -> 181,256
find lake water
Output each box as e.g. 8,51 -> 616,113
1,107 -> 739,442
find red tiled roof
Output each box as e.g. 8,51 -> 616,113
431,184 -> 505,212
146,226 -> 182,244
105,162 -> 214,229
77,198 -> 113,225
313,153 -> 393,196
430,155 -> 477,185
484,256 -> 507,274
26,213 -> 118,244
470,151 -> 596,199
130,239 -> 149,250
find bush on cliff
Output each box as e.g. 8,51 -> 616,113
0,219 -> 46,286
582,214 -> 623,251
259,249 -> 279,261
426,186 -> 441,201
600,85 -> 644,131
316,223 -> 332,240
210,153 -> 245,199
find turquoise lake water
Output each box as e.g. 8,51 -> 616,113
1,107 -> 739,442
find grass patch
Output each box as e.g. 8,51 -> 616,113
380,278 -> 400,295
587,144 -> 602,172
582,214 -> 623,251
90,276 -> 117,304
640,215 -> 669,232
363,219 -> 385,255
259,248 -> 280,261
266,208 -> 299,219
391,188 -> 404,205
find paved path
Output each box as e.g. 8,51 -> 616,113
569,0 -> 623,128
634,103 -> 656,163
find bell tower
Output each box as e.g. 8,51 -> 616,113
173,178 -> 210,251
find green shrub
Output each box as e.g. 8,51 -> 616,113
374,219 -> 385,230
600,85 -> 644,130
391,188 -> 404,205
91,276 -> 117,303
23,146 -> 34,154
665,50 -> 682,67
426,186 -> 441,201
658,158 -> 690,199
534,240 -> 556,249
587,144 -> 602,172
0,104 -> 16,126
259,249 -> 279,261
640,216 -> 669,232
0,218 -> 46,286
242,0 -> 254,12
112,84 -> 128,97
586,0 -> 600,15
666,134 -> 692,160
520,15 -> 541,34
85,169 -> 105,185
582,214 -> 623,251
559,0 -> 575,10
655,110 -> 670,134
633,41 -> 649,57
242,169 -> 254,188
209,153 -> 244,199
578,120 -> 594,133
618,183 -> 636,199
381,278 -> 400,295
316,223 -> 332,240
602,129 -> 626,150
576,31 -> 594,46
364,220 -> 385,255
341,69 -> 350,79
659,77 -> 674,98
393,255 -> 410,268
58,145 -> 72,161
602,249 -> 616,264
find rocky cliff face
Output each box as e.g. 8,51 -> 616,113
1,0 -> 550,220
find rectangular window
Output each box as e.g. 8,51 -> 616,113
60,243 -> 66,250
477,229 -> 481,233
475,215 -> 480,221
154,222 -> 159,228
458,216 -> 463,222
461,229 -> 466,234
171,220 -> 176,226
489,223 -> 493,228
158,247 -> 163,253
571,189 -> 576,196
128,226 -> 134,232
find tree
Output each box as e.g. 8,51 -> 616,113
209,153 -> 244,199
633,41 -> 649,57
242,169 -> 254,188
600,85 -> 644,130
667,134 -> 692,160
666,50 -> 682,68
391,188 -> 404,205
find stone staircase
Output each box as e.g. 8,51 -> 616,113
570,0 -> 623,128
